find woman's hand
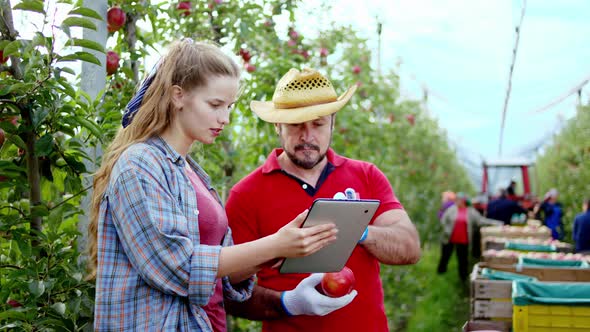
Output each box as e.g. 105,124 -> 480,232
270,209 -> 338,258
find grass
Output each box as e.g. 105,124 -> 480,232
404,244 -> 471,331
381,243 -> 472,331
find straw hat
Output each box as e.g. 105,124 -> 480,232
250,68 -> 357,123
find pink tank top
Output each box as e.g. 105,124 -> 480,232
186,165 -> 228,332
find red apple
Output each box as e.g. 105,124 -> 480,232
239,48 -> 252,62
352,65 -> 361,75
106,51 -> 120,75
107,6 -> 126,33
300,49 -> 309,59
6,299 -> 22,308
0,50 -> 7,64
177,1 -> 191,16
405,114 -> 415,126
245,63 -> 256,73
321,266 -> 355,298
287,39 -> 297,47
0,128 -> 4,147
289,30 -> 299,40
319,47 -> 329,57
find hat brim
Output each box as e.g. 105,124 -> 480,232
250,84 -> 357,124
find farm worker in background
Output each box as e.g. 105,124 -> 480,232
86,40 -> 338,331
573,198 -> 590,254
534,188 -> 564,240
438,192 -> 502,281
438,191 -> 456,222
486,189 -> 527,225
224,67 -> 421,332
506,179 -> 518,200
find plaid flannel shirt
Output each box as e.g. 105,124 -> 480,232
94,136 -> 254,331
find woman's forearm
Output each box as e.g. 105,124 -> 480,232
218,235 -> 278,278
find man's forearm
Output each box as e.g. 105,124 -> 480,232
225,284 -> 287,320
361,210 -> 421,265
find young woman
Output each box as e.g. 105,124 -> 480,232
87,39 -> 337,331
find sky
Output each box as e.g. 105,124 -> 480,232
296,0 -> 590,169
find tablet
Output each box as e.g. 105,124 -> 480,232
279,198 -> 380,274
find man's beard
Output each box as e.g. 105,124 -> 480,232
285,143 -> 326,169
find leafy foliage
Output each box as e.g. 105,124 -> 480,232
536,104 -> 590,237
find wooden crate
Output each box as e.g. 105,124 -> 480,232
481,262 -> 590,282
470,264 -> 513,320
462,320 -> 511,332
482,239 -> 573,253
472,299 -> 513,319
481,254 -> 518,265
480,226 -> 551,240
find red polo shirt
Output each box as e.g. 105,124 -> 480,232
226,148 -> 403,332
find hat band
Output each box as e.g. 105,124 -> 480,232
273,96 -> 338,109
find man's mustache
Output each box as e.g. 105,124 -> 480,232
294,143 -> 320,152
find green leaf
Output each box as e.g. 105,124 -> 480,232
8,82 -> 35,94
57,78 -> 77,99
57,52 -> 101,66
31,204 -> 49,217
31,32 -> 46,48
61,17 -> 97,30
73,116 -> 103,141
68,7 -> 103,20
67,38 -> 105,53
0,310 -> 28,321
6,133 -> 26,150
34,134 -> 54,157
32,108 -> 49,128
57,66 -> 76,75
13,0 -> 45,14
3,40 -> 21,57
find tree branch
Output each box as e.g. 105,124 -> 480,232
0,0 -> 23,79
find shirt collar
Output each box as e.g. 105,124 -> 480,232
261,147 -> 345,174
146,136 -> 185,166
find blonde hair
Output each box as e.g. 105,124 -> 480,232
87,40 -> 240,280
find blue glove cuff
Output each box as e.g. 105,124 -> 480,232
358,227 -> 368,243
280,291 -> 294,316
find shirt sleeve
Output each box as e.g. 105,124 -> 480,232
108,154 -> 220,307
367,164 -> 404,218
220,227 -> 255,302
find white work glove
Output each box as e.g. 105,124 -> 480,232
281,273 -> 357,316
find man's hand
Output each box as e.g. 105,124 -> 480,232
281,273 -> 357,316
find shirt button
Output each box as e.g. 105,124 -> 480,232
194,209 -> 199,216
302,184 -> 308,189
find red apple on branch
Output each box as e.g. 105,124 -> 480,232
0,128 -> 5,147
239,48 -> 252,62
107,6 -> 126,33
6,299 -> 22,308
0,50 -> 7,64
405,114 -> 415,126
177,1 -> 191,16
320,266 -> 355,298
352,65 -> 361,74
106,51 -> 120,76
245,63 -> 256,73
319,48 -> 329,57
